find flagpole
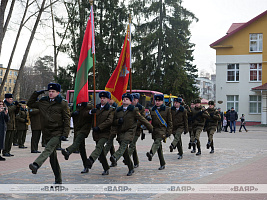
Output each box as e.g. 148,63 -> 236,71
129,14 -> 132,94
90,0 -> 96,127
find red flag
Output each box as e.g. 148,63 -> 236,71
73,5 -> 95,111
105,24 -> 131,106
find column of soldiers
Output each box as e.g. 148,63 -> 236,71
1,83 -> 221,183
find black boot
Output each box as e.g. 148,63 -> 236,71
29,162 -> 39,174
110,155 -> 117,166
191,144 -> 196,153
61,149 -> 71,160
146,152 -> 152,161
210,147 -> 214,154
188,142 -> 192,149
196,149 -> 201,156
169,144 -> 175,152
206,141 -> 210,149
102,170 -> 109,175
81,168 -> 89,173
127,169 -> 134,176
86,156 -> 94,169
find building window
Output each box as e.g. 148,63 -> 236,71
4,87 -> 7,91
9,71 -> 12,75
9,87 -> 11,92
249,33 -> 263,52
0,69 -> 2,76
9,79 -> 11,83
14,79 -> 16,83
249,95 -> 261,114
227,95 -> 239,112
250,63 -> 262,81
227,64 -> 239,82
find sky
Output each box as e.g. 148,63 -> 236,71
0,0 -> 267,76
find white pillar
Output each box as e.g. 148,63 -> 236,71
261,91 -> 267,124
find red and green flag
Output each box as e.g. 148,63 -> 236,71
73,5 -> 95,111
105,23 -> 131,106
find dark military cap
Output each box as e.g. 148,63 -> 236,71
154,94 -> 164,101
5,93 -> 13,98
173,97 -> 183,103
208,100 -> 215,105
194,98 -> 201,104
48,83 -> 61,92
132,93 -> 140,99
122,93 -> 133,102
99,91 -> 111,99
19,101 -> 26,105
177,94 -> 184,99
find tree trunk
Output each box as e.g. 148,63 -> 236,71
0,0 -> 8,55
13,0 -> 47,99
157,0 -> 163,69
0,0 -> 29,95
50,0 -> 57,76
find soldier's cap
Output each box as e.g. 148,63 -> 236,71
231,107 -> 234,109
177,94 -> 184,99
154,94 -> 164,101
48,83 -> 61,92
5,93 -> 13,98
194,98 -> 201,104
173,97 -> 183,103
122,93 -> 133,102
132,93 -> 140,99
99,91 -> 111,99
19,101 -> 26,105
208,100 -> 215,105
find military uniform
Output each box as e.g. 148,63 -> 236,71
191,99 -> 209,155
128,94 -> 145,168
206,101 -> 221,153
187,104 -> 195,151
147,99 -> 172,169
3,94 -> 19,156
170,102 -> 188,159
87,97 -> 114,175
28,83 -> 70,184
111,93 -> 153,176
16,104 -> 28,148
61,102 -> 92,173
29,108 -> 42,153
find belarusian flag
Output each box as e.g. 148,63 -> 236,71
105,24 -> 131,106
73,5 -> 95,111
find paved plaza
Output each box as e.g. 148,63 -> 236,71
0,126 -> 267,199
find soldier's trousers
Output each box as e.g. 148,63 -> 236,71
89,138 -> 109,171
171,128 -> 183,156
3,130 -> 14,154
217,121 -> 222,132
128,135 -> 140,165
104,137 -> 115,156
150,138 -> 165,166
113,140 -> 133,171
31,130 -> 41,151
193,127 -> 203,150
207,127 -> 216,149
13,130 -> 18,145
66,133 -> 88,168
17,130 -> 27,147
34,136 -> 62,183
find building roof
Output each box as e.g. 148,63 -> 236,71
251,83 -> 267,91
210,10 -> 267,47
226,23 -> 245,34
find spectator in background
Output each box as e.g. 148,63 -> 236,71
239,114 -> 248,132
217,108 -> 223,133
0,99 -> 9,161
228,107 -> 238,133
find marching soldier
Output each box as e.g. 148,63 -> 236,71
110,93 -> 153,176
188,101 -> 195,152
191,98 -> 209,155
28,83 -> 70,184
61,102 -> 92,173
29,107 -> 42,153
16,101 -> 28,149
128,93 -> 145,168
3,93 -> 19,157
146,94 -> 172,170
85,91 -> 114,175
103,98 -> 117,167
169,97 -> 188,159
205,100 -> 221,153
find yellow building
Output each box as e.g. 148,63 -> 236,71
0,64 -> 19,99
210,10 -> 267,124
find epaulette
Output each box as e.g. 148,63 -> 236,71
127,105 -> 135,111
179,105 -> 184,112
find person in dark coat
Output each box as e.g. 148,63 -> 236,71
0,99 -> 9,161
29,108 -> 42,153
28,83 -> 70,184
16,101 -> 28,149
228,107 -> 238,133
